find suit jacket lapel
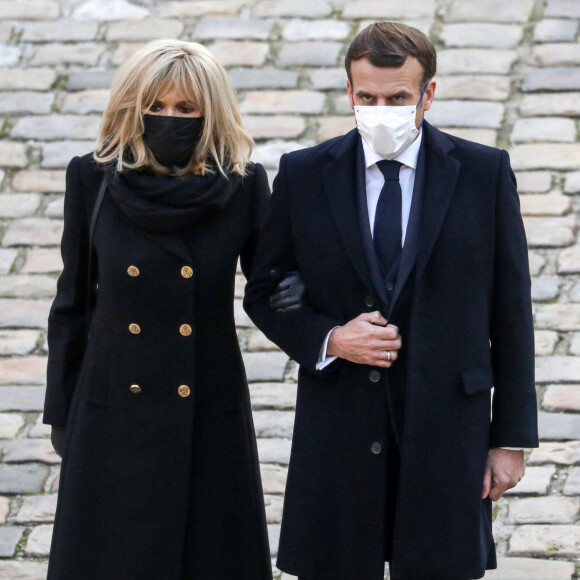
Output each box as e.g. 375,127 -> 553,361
388,136 -> 426,316
416,122 -> 461,275
323,130 -> 375,295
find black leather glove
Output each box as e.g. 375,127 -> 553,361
51,425 -> 66,458
269,271 -> 306,313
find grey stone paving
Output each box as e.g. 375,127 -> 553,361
0,0 -> 579,578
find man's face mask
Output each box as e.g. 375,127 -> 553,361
354,87 -> 426,160
142,114 -> 204,168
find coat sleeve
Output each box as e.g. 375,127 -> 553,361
489,150 -> 538,448
43,156 -> 92,427
239,163 -> 271,278
243,154 -> 341,371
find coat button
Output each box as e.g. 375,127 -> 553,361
178,385 -> 191,398
364,296 -> 375,308
369,369 -> 381,383
179,324 -> 192,336
129,323 -> 141,335
127,265 -> 140,277
371,442 -> 382,454
129,384 -> 142,394
386,282 -> 394,292
181,266 -> 194,279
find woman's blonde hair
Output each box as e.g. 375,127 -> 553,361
94,39 -> 254,176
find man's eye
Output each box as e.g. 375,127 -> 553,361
361,95 -> 373,102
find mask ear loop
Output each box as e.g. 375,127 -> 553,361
416,83 -> 428,130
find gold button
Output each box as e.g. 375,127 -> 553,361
181,266 -> 194,279
129,323 -> 141,335
178,385 -> 190,398
179,324 -> 192,337
127,265 -> 140,277
129,384 -> 142,394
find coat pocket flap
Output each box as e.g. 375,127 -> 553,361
461,366 -> 493,395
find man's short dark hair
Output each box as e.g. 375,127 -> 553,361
345,22 -> 437,91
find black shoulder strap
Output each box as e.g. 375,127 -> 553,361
85,175 -> 107,335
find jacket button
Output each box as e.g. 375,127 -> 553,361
371,442 -> 382,455
127,265 -> 140,277
129,384 -> 142,394
386,282 -> 394,292
129,323 -> 141,335
364,296 -> 375,308
369,369 -> 381,383
181,266 -> 194,279
179,324 -> 192,336
178,385 -> 191,398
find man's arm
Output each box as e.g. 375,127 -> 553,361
244,155 -> 402,370
483,150 -> 538,500
243,154 -> 344,371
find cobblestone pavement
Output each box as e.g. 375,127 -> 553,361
0,0 -> 579,578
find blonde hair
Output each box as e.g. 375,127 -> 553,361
94,39 -> 254,176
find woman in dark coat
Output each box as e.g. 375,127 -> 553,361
44,39 -> 286,580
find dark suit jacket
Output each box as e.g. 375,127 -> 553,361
244,122 -> 538,580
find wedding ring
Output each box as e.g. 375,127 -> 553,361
387,350 -> 392,362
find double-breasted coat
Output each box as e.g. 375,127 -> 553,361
244,122 -> 538,580
44,154 -> 273,580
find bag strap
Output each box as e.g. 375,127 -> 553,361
85,175 -> 107,335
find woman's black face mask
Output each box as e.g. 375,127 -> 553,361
142,114 -> 204,168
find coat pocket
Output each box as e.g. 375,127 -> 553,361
461,366 -> 493,396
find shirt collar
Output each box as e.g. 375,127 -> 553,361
361,129 -> 423,171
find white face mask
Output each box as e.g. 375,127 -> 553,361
354,90 -> 425,160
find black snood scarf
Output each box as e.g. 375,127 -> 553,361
142,114 -> 204,168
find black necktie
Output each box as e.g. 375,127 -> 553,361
373,160 -> 402,276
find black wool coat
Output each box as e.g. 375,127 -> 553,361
44,154 -> 273,580
244,123 -> 538,580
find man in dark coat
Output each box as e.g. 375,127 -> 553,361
244,22 -> 538,580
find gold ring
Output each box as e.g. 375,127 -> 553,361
387,350 -> 392,362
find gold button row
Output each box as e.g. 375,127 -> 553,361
129,384 -> 191,398
127,265 -> 194,279
129,323 -> 192,336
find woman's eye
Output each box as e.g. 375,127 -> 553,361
178,105 -> 195,114
148,104 -> 162,112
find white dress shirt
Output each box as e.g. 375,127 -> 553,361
316,132 -> 423,370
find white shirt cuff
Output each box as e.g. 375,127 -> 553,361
499,447 -> 524,451
316,326 -> 340,370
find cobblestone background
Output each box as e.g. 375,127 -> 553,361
0,0 -> 579,578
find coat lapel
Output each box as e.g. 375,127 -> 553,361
323,130 -> 374,294
141,230 -> 193,265
415,122 -> 461,276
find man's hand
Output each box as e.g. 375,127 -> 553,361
327,311 -> 402,367
482,448 -> 525,501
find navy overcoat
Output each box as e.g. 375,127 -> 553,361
244,122 -> 538,580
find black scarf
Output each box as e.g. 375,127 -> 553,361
107,166 -> 241,233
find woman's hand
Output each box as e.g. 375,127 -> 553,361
269,271 -> 306,313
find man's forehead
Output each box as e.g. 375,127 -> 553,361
350,56 -> 424,90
